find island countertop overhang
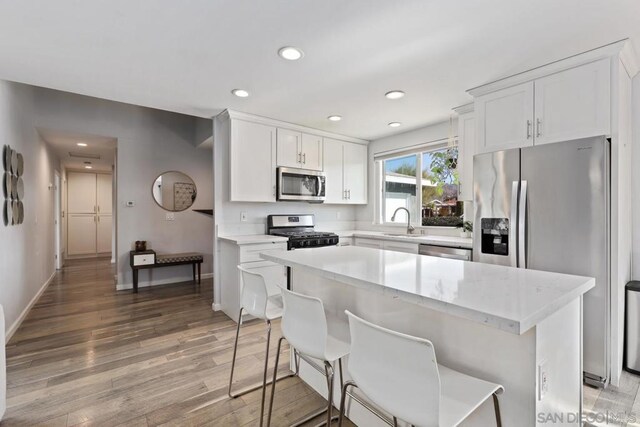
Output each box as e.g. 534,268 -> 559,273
261,246 -> 595,335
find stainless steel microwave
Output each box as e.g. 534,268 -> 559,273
277,167 -> 326,203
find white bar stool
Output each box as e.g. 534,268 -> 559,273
228,266 -> 299,427
339,311 -> 504,427
266,288 -> 350,427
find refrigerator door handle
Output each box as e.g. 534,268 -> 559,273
510,181 -> 519,268
518,180 -> 528,269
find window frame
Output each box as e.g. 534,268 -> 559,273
377,141 -> 458,227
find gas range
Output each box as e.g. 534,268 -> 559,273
267,214 -> 339,250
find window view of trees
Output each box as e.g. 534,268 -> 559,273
383,147 -> 463,226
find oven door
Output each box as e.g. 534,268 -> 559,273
277,167 -> 326,202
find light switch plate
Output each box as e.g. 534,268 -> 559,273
240,212 -> 247,222
166,212 -> 175,221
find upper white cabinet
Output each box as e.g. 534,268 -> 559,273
475,82 -> 534,153
230,119 -> 276,202
276,129 -> 323,171
323,138 -> 367,204
221,110 -> 369,203
96,173 -> 112,214
473,58 -> 612,154
533,59 -> 610,146
454,104 -> 475,201
67,172 -> 97,213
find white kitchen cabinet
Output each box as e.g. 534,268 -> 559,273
454,104 -> 475,201
474,59 -> 612,154
301,133 -> 323,171
337,236 -> 354,247
68,214 -> 97,255
323,138 -> 367,204
475,82 -> 534,153
382,240 -> 419,254
343,142 -> 367,203
534,59 -> 610,146
230,120 -> 276,202
276,129 -> 323,171
276,128 -> 301,168
354,237 -> 384,249
219,239 -> 287,322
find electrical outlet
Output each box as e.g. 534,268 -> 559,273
538,360 -> 549,400
166,212 -> 175,221
125,201 -> 135,207
240,212 -> 247,222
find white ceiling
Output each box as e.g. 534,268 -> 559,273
38,128 -> 116,172
1,1 -> 639,140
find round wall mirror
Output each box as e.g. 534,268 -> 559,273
152,171 -> 197,212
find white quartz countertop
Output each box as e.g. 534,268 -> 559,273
334,230 -> 472,249
218,234 -> 288,245
261,246 -> 594,335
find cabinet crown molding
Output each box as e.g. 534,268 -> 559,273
217,109 -> 369,145
453,103 -> 474,114
467,39 -> 637,97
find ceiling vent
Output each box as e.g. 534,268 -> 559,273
68,151 -> 101,160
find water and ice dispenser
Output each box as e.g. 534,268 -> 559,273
480,218 -> 510,256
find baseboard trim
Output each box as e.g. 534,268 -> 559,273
6,270 -> 56,344
212,303 -> 222,311
116,273 -> 213,291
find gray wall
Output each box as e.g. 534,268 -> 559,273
0,82 -> 61,338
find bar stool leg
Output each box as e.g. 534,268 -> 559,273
492,393 -> 502,427
324,361 -> 335,426
338,380 -> 357,427
266,337 -> 286,427
228,308 -> 244,398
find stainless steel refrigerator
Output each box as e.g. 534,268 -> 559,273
473,136 -> 610,387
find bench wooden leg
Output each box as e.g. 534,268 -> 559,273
133,269 -> 138,293
192,263 -> 196,282
198,262 -> 201,284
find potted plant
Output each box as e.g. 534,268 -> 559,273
458,221 -> 472,238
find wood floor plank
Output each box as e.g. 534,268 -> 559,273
3,258 -> 359,426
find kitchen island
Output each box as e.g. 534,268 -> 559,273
262,246 -> 595,426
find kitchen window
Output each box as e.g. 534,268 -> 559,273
377,143 -> 463,227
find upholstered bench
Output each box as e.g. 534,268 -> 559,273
129,251 -> 203,293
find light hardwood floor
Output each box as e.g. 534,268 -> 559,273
3,258 -> 354,426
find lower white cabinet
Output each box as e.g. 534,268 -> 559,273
96,215 -> 112,254
354,238 -> 384,249
354,237 -> 419,254
219,239 -> 287,322
382,240 -> 419,254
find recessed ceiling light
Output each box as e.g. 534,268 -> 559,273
84,165 -> 93,169
327,115 -> 342,122
77,142 -> 87,147
278,46 -> 304,61
231,89 -> 249,98
388,122 -> 402,128
385,90 -> 405,100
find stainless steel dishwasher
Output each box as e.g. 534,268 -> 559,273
418,244 -> 472,261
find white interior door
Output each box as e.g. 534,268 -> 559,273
343,142 -> 367,204
322,138 -> 345,203
54,173 -> 61,269
97,215 -> 112,254
68,214 -> 97,255
96,174 -> 112,215
300,133 -> 323,171
276,128 -> 301,168
534,59 -> 611,145
475,81 -> 534,153
67,172 -> 96,213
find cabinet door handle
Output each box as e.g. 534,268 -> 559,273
348,190 -> 351,200
343,190 -> 347,199
94,215 -> 97,223
94,205 -> 97,213
297,153 -> 301,163
526,120 -> 532,139
98,205 -> 100,213
302,153 -> 306,164
536,118 -> 542,137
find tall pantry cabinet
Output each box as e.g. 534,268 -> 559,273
67,172 -> 113,256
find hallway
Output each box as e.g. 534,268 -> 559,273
2,258 -> 337,426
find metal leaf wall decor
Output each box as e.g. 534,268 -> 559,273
3,145 -> 24,226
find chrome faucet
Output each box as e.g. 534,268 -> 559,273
391,207 -> 415,234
